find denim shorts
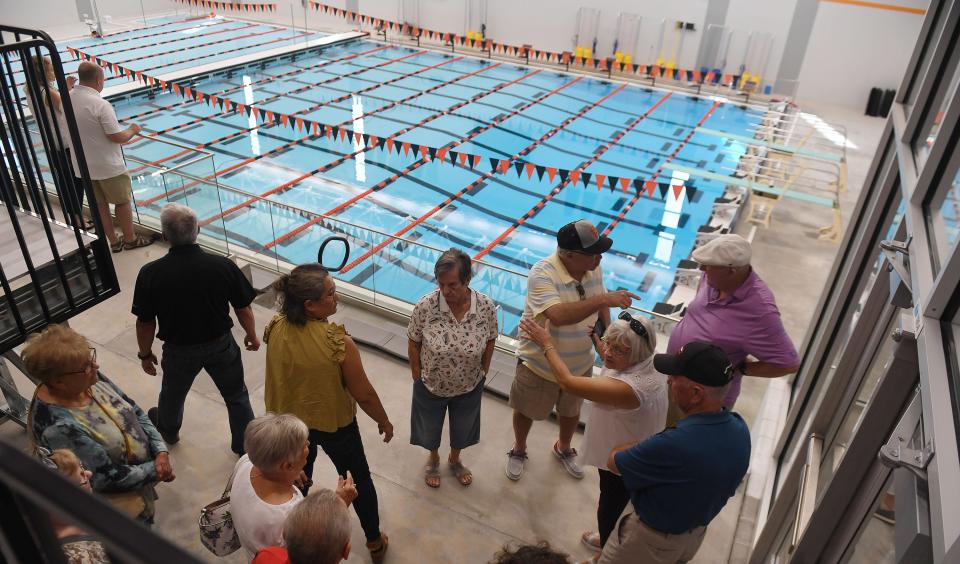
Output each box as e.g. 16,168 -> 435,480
409,378 -> 484,451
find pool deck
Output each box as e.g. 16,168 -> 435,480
0,11 -> 888,564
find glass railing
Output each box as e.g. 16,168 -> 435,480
124,156 -> 682,341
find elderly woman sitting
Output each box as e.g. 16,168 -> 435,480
25,325 -> 174,525
231,412 -> 357,560
520,312 -> 666,554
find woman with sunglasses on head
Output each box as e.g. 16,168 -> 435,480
24,325 -> 175,526
40,448 -> 109,563
520,311 -> 667,558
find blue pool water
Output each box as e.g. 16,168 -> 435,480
35,19 -> 763,336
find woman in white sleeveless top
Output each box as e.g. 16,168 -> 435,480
521,312 -> 667,556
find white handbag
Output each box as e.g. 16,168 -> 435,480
198,464 -> 241,556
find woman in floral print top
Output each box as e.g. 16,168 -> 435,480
408,249 -> 498,488
24,325 -> 174,525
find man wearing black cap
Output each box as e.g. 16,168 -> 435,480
506,219 -> 639,481
599,341 -> 750,564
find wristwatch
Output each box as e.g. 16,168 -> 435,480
137,351 -> 153,360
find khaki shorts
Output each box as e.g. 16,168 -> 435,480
92,173 -> 132,205
509,361 -> 587,420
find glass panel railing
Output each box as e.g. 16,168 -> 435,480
129,160 -> 683,343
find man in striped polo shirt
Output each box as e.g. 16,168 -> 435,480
506,220 -> 639,481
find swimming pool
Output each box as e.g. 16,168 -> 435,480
39,19 -> 764,335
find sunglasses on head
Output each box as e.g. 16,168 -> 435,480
618,311 -> 648,339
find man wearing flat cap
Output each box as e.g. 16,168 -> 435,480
667,234 -> 799,422
506,219 -> 640,481
601,342 -> 750,564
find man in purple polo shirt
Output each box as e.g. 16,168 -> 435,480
667,234 -> 799,419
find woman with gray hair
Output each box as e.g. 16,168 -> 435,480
231,412 -> 358,561
520,311 -> 666,555
407,248 -> 498,488
253,489 -> 354,564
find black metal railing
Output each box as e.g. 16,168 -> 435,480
0,437 -> 203,564
0,24 -> 119,354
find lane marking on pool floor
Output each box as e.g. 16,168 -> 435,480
471,90 -> 674,261
118,44 -> 391,125
259,66 -> 553,249
202,61 -> 526,229
338,81 -> 633,273
132,48 -> 432,182
600,100 -> 721,239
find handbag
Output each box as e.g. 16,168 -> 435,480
198,463 -> 242,556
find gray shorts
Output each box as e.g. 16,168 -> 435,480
508,361 -> 586,420
410,378 -> 484,451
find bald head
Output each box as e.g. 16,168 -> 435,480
77,62 -> 104,90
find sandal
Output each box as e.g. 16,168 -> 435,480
449,459 -> 473,486
366,532 -> 389,563
124,233 -> 154,250
110,236 -> 124,253
424,460 -> 440,488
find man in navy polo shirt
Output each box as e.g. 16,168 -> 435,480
601,341 -> 750,564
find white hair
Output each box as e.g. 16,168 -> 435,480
159,203 -> 198,246
284,489 -> 351,564
605,317 -> 656,366
243,413 -> 308,473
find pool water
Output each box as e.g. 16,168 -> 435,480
36,18 -> 763,336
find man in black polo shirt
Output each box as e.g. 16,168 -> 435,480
601,341 -> 751,564
132,203 -> 259,455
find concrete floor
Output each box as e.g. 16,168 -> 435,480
0,12 -> 891,564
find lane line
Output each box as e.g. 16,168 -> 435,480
600,100 -> 721,237
339,82 -> 634,273
472,91 -> 675,261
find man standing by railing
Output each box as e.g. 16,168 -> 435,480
69,61 -> 152,252
132,203 -> 258,455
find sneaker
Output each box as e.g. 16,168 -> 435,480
581,531 -> 601,552
553,441 -> 584,479
147,407 -> 180,445
505,449 -> 528,481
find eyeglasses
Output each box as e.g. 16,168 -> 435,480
62,347 -> 96,376
618,311 -> 648,339
602,339 -> 631,357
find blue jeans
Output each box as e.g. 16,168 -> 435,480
157,332 -> 253,453
304,419 -> 381,542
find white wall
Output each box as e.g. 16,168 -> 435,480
357,0 -> 709,71
726,0 -> 798,90
2,0 -> 174,35
796,0 -> 926,109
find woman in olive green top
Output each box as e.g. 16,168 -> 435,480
264,263 -> 393,563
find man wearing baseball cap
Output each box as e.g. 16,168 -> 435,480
506,219 -> 640,481
666,234 -> 799,423
600,341 -> 750,564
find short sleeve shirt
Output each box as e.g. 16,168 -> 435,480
408,289 -> 498,397
667,270 -> 799,408
614,411 -> 751,534
516,252 -> 606,381
131,245 -> 257,345
68,85 -> 126,180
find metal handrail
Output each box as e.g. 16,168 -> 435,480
129,156 -> 684,323
127,133 -> 216,174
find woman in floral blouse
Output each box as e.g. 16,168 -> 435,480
24,325 -> 174,525
408,248 -> 499,488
